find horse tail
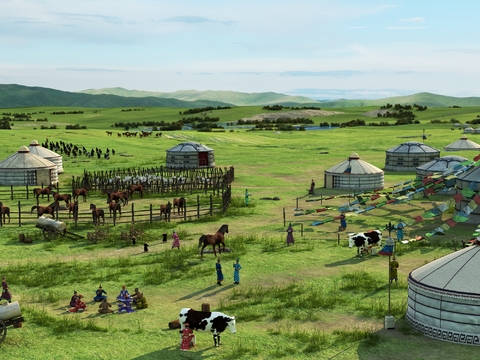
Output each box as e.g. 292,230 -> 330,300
198,235 -> 206,248
31,205 -> 37,214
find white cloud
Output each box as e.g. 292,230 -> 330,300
400,17 -> 425,23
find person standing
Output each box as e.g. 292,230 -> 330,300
244,189 -> 250,207
180,322 -> 194,351
286,223 -> 294,246
1,276 -> 12,303
144,242 -> 149,252
389,256 -> 399,284
162,232 -> 167,243
396,221 -> 404,242
172,230 -> 180,249
339,212 -> 347,231
216,258 -> 224,286
309,179 -> 315,195
233,258 -> 242,285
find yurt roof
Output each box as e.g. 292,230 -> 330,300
27,140 -> 62,158
409,245 -> 480,299
444,136 -> 480,151
416,155 -> 468,172
325,153 -> 383,175
456,165 -> 480,184
167,142 -> 213,153
0,146 -> 56,169
386,141 -> 440,154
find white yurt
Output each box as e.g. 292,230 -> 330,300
27,140 -> 64,173
444,136 -> 480,152
453,166 -> 480,224
385,142 -> 440,172
463,127 -> 475,134
407,244 -> 480,345
324,153 -> 384,191
166,142 -> 215,168
416,155 -> 468,177
0,146 -> 58,186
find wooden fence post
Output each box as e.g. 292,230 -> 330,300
301,223 -> 304,237
18,200 -> 21,227
183,199 -> 187,221
150,204 -> 153,223
283,207 -> 286,227
210,195 -> 213,216
10,185 -> 14,201
26,184 -> 29,200
197,195 -> 200,218
131,203 -> 134,223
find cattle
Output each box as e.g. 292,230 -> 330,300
348,230 -> 382,256
179,307 -> 236,347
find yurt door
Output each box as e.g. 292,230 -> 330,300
36,170 -> 51,186
198,152 -> 208,166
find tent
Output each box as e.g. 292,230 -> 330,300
444,136 -> 480,152
385,142 -> 440,172
166,142 -> 215,168
27,140 -> 64,173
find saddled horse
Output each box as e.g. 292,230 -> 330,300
173,197 -> 186,215
198,224 -> 229,257
129,184 -> 144,199
31,203 -> 57,218
108,201 -> 122,219
67,201 -> 79,218
73,188 -> 88,202
90,204 -> 105,226
53,191 -> 71,205
160,202 -> 172,220
33,184 -> 55,201
0,202 -> 11,223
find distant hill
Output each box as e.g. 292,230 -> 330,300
0,84 -> 233,109
79,88 -> 320,106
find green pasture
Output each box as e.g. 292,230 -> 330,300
1,106 -> 480,359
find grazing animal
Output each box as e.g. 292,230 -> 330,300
73,188 -> 88,202
129,184 -> 144,199
106,191 -> 128,206
90,203 -> 105,226
31,203 -> 56,218
108,201 -> 122,219
198,224 -> 229,257
179,308 -> 236,347
173,197 -> 186,215
67,201 -> 79,218
33,184 -> 55,201
0,202 -> 11,223
348,230 -> 382,256
53,192 -> 71,205
160,202 -> 172,220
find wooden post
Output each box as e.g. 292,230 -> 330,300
10,185 -> 13,201
210,194 -> 213,216
320,194 -> 323,205
26,184 -> 29,200
296,197 -> 299,210
18,200 -> 21,227
131,202 -> 134,223
183,199 -> 187,221
301,223 -> 303,237
150,204 -> 153,223
197,195 -> 200,218
283,207 -> 286,227
338,233 -> 340,245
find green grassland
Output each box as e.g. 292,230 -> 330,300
1,105 -> 480,359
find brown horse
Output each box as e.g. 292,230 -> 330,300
74,188 -> 88,202
198,224 -> 229,257
90,204 -> 105,226
33,184 -> 55,201
129,184 -> 144,199
67,201 -> 79,218
108,201 -> 122,219
106,191 -> 128,206
173,197 -> 186,215
0,202 -> 10,223
31,203 -> 57,218
53,191 -> 71,205
160,202 -> 172,220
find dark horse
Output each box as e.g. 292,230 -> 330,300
106,191 -> 128,206
31,203 -> 57,218
108,201 -> 122,219
67,201 -> 79,218
74,188 -> 88,202
33,184 -> 55,201
198,224 -> 229,257
0,202 -> 10,223
129,184 -> 144,199
160,202 -> 172,220
90,203 -> 105,226
53,191 -> 71,205
173,197 -> 186,215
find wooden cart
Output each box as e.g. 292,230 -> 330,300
0,301 -> 24,344
35,216 -> 83,241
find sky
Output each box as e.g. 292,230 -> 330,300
1,0 -> 480,100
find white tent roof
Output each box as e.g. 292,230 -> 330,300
167,142 -> 213,153
416,155 -> 468,173
27,140 -> 62,158
0,146 -> 56,170
325,153 -> 383,175
444,136 -> 480,151
386,141 -> 440,154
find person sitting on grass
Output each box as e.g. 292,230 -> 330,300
132,287 -> 148,309
98,298 -> 113,314
118,295 -> 135,313
70,290 -> 79,307
94,285 -> 107,302
116,286 -> 130,302
68,294 -> 86,312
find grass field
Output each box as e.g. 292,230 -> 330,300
1,105 -> 480,359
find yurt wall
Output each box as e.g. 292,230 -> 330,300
385,142 -> 440,172
166,142 -> 215,168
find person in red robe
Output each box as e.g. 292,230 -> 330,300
1,276 -> 12,303
68,294 -> 86,312
180,322 -> 194,351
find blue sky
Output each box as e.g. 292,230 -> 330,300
1,0 -> 479,99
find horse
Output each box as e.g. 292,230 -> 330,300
67,201 -> 79,218
0,202 -> 10,223
173,197 -> 186,215
53,191 -> 71,205
108,201 -> 122,219
106,191 -> 128,206
33,184 -> 55,201
31,203 -> 57,218
160,202 -> 172,220
129,184 -> 144,199
73,188 -> 88,202
90,204 -> 105,226
198,224 -> 229,257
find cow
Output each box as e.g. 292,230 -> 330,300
179,307 -> 236,347
348,230 -> 382,256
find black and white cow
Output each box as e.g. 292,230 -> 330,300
179,307 -> 236,347
348,230 -> 382,256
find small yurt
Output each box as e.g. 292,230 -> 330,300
324,153 -> 384,191
444,136 -> 480,152
463,127 -> 475,134
385,141 -> 440,172
0,146 -> 58,186
27,140 -> 64,173
166,141 -> 215,168
416,155 -> 468,177
454,166 -> 480,224
407,244 -> 480,345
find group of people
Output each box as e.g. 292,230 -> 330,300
215,258 -> 242,286
68,285 -> 148,314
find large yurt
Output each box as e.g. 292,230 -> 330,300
444,136 -> 480,152
407,244 -> 480,345
324,153 -> 384,191
166,142 -> 215,168
416,155 -> 468,177
0,146 -> 58,186
385,142 -> 440,172
27,140 -> 64,173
